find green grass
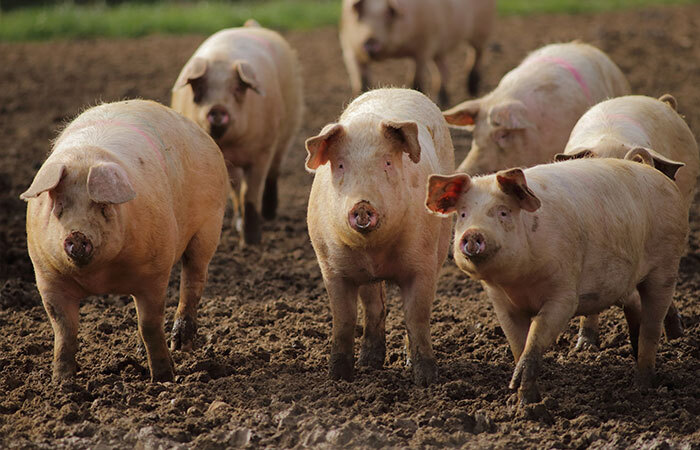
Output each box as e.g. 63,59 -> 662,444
0,0 -> 699,42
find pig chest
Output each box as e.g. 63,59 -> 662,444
333,246 -> 403,284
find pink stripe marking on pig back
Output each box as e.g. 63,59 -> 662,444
605,113 -> 652,145
68,120 -> 168,173
528,56 -> 592,104
244,33 -> 273,52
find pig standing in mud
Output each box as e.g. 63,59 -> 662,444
443,41 -> 630,175
556,94 -> 700,350
306,88 -> 454,386
21,100 -> 229,382
426,157 -> 687,403
340,0 -> 496,105
171,20 -> 303,245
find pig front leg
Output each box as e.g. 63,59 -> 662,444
325,277 -> 359,381
435,54 -> 450,108
133,283 -> 175,382
241,161 -> 272,245
575,315 -> 600,351
358,282 -> 387,369
342,42 -> 370,95
489,292 -> 531,363
509,296 -> 577,404
400,275 -> 438,387
227,165 -> 244,233
466,45 -> 483,96
411,56 -> 432,97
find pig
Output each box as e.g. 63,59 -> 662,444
442,41 -> 630,175
554,94 -> 700,350
171,20 -> 303,245
426,156 -> 687,404
305,88 -> 454,386
339,0 -> 496,105
21,100 -> 229,382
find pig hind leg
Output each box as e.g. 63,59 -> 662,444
325,277 -> 359,381
133,283 -> 175,382
400,275 -> 438,387
575,315 -> 600,351
171,225 -> 222,352
358,282 -> 387,369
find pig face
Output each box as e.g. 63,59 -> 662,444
350,0 -> 407,59
21,158 -> 135,269
306,118 -> 422,247
426,169 -> 541,280
173,57 -> 264,143
444,99 -> 538,175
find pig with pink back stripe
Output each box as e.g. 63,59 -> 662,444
171,20 -> 303,245
20,100 -> 229,382
443,41 -> 630,175
555,94 -> 700,350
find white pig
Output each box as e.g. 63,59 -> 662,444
426,156 -> 687,404
306,88 -> 454,386
555,94 -> 699,350
443,41 -> 630,175
21,100 -> 229,382
171,21 -> 303,245
340,0 -> 496,105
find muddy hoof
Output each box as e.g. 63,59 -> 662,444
150,357 -> 175,383
171,316 -> 197,352
635,368 -> 655,390
574,330 -> 599,352
52,360 -> 79,383
329,353 -> 354,381
358,342 -> 385,369
412,357 -> 438,387
518,385 -> 542,405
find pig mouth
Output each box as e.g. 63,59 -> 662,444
63,231 -> 94,267
209,124 -> 228,141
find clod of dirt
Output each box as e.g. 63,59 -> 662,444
0,279 -> 40,310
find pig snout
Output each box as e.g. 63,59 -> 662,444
207,105 -> 230,140
363,38 -> 383,58
348,201 -> 379,233
63,231 -> 94,266
460,229 -> 487,260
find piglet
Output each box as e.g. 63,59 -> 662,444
21,100 -> 229,382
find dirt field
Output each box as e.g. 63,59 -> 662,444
1,5 -> 700,448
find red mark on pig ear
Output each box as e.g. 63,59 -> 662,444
554,148 -> 594,162
496,168 -> 541,212
426,173 -> 471,216
173,57 -> 207,102
233,60 -> 265,97
624,147 -> 685,181
87,163 -> 137,205
443,99 -> 479,127
305,123 -> 345,173
382,120 -> 421,164
20,163 -> 66,201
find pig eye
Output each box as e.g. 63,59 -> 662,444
100,204 -> 110,221
338,163 -> 344,170
385,161 -> 391,167
460,212 -> 466,218
52,201 -> 63,219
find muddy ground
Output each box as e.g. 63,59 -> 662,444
1,4 -> 700,448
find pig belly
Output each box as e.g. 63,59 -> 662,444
574,269 -> 637,316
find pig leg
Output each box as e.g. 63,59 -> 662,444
325,277 -> 359,381
262,144 -> 288,221
412,56 -> 432,96
171,223 -> 223,352
623,292 -> 642,360
490,297 -> 531,362
575,315 -> 600,351
241,159 -> 273,245
509,297 -> 577,404
663,302 -> 684,339
227,164 -> 244,233
400,275 -> 437,387
342,44 -> 370,94
435,54 -> 450,108
466,45 -> 483,96
133,283 -> 175,382
358,282 -> 387,369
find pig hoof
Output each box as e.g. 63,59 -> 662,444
243,202 -> 263,245
171,317 -> 197,352
150,359 -> 175,383
52,361 -> 79,382
412,357 -> 438,387
517,385 -> 542,405
329,353 -> 354,381
358,344 -> 385,369
635,369 -> 655,390
574,332 -> 599,352
664,311 -> 684,340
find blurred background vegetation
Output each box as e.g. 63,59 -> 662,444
0,0 -> 698,41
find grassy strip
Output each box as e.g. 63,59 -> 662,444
0,0 -> 698,42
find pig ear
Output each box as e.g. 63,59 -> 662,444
488,100 -> 533,131
496,168 -> 541,212
233,61 -> 265,97
443,99 -> 480,127
387,0 -> 403,18
382,120 -> 420,164
426,173 -> 471,216
658,94 -> 677,111
20,163 -> 66,201
173,57 -> 207,90
554,148 -> 594,162
305,123 -> 345,172
352,0 -> 364,16
624,147 -> 685,181
87,163 -> 137,204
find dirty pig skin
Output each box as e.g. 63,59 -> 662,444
426,157 -> 687,404
306,88 -> 454,386
21,100 -> 229,382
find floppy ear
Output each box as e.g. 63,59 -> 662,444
624,147 -> 685,181
658,93 -> 677,111
173,57 -> 207,102
387,0 -> 403,18
233,60 -> 265,97
352,0 -> 364,17
443,99 -> 480,127
305,123 -> 345,172
20,163 -> 66,200
488,100 -> 533,130
87,163 -> 137,204
554,148 -> 594,162
426,173 -> 471,216
381,120 -> 420,163
496,168 -> 541,212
